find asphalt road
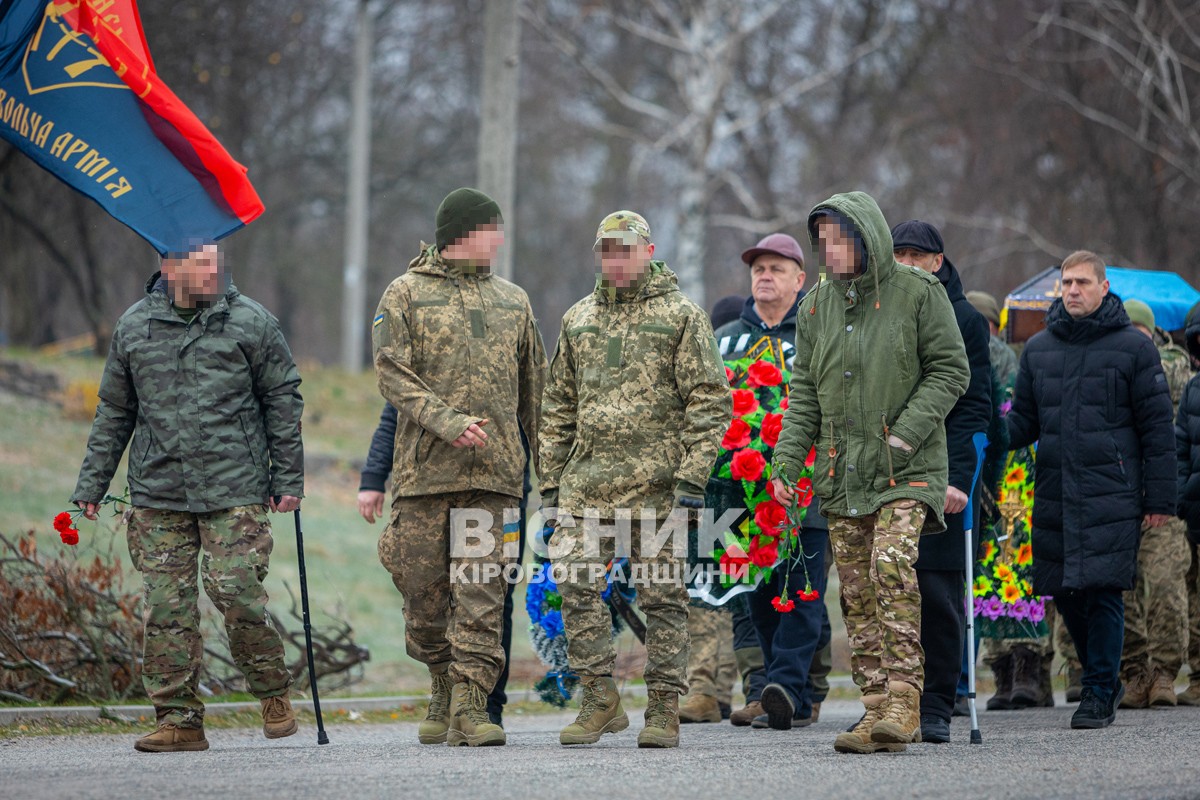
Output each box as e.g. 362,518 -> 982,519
5,696 -> 1200,800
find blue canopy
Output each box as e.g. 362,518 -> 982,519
1007,266 -> 1200,331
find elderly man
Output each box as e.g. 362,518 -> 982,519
1006,252 -> 1176,729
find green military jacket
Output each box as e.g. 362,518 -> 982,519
540,261 -> 731,519
1156,329 -> 1191,409
772,192 -> 970,532
372,244 -> 546,499
73,273 -> 304,512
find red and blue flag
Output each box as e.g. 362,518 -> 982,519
0,0 -> 264,254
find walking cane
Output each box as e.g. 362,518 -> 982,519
287,502 -> 330,745
963,432 -> 989,745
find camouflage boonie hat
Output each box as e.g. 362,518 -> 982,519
593,210 -> 651,250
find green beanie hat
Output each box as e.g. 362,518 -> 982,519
1124,298 -> 1155,331
435,188 -> 503,251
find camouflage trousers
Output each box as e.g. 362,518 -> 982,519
828,500 -> 928,695
127,505 -> 292,728
379,490 -> 516,691
1122,517 -> 1190,677
685,605 -> 736,703
555,518 -> 690,694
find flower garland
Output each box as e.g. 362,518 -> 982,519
974,447 -> 1047,638
709,337 -> 820,611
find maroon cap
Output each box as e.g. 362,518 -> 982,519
740,233 -> 805,269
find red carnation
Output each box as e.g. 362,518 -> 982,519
771,595 -> 796,613
731,389 -> 759,417
60,528 -> 80,546
760,413 -> 783,448
53,512 -> 73,532
749,540 -> 779,567
797,587 -> 821,602
747,361 -> 782,388
754,500 -> 788,535
722,418 -> 752,450
730,448 -> 766,482
795,476 -> 815,507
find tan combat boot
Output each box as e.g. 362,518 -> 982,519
870,681 -> 922,744
811,701 -> 822,723
834,694 -> 903,754
261,695 -> 298,739
1177,676 -> 1200,706
134,722 -> 209,752
448,682 -> 506,747
729,700 -> 763,727
1119,669 -> 1151,709
560,676 -> 630,745
1149,670 -> 1178,707
637,691 -> 680,748
678,692 -> 721,724
419,668 -> 453,744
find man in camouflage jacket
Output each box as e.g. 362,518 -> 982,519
372,188 -> 546,747
541,211 -> 730,749
72,243 -> 303,753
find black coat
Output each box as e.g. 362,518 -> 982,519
916,258 -> 993,571
1177,303 -> 1200,543
1008,293 -> 1177,593
359,402 -> 397,492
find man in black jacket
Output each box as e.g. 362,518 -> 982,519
1008,250 -> 1176,729
1177,301 -> 1200,705
891,221 -> 992,743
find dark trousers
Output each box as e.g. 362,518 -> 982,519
731,595 -> 768,702
487,457 -> 531,723
1055,587 -> 1125,703
918,568 -> 966,721
748,528 -> 829,717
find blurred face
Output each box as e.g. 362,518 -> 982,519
443,222 -> 504,272
817,218 -> 860,278
162,244 -> 223,307
596,238 -> 654,288
749,254 -> 804,306
1061,262 -> 1109,319
893,248 -> 943,274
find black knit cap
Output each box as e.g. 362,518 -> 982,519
435,187 -> 503,251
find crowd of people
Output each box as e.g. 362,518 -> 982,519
70,185 -> 1198,754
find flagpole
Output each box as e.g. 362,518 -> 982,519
340,0 -> 373,371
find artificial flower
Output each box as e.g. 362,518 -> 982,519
760,413 -> 784,448
731,389 -> 759,417
754,500 -> 788,536
722,418 -> 752,450
747,361 -> 783,388
730,448 -> 767,482
1015,542 -> 1033,566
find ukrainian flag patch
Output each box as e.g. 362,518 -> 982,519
373,313 -> 385,328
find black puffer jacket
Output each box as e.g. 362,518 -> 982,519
1008,293 -> 1176,593
916,258 -> 992,571
359,402 -> 398,492
1177,301 -> 1200,543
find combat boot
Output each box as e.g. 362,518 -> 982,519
1118,668 -> 1151,709
811,700 -> 822,723
678,692 -> 721,723
261,694 -> 298,739
1009,646 -> 1041,708
1177,676 -> 1200,706
870,681 -> 922,744
419,668 -> 452,744
134,722 -> 209,752
833,694 -> 904,754
985,655 -> 1014,710
1149,669 -> 1178,707
729,700 -> 763,727
1065,665 -> 1084,703
560,676 -> 629,745
1038,651 -> 1056,707
637,691 -> 680,748
448,682 -> 506,747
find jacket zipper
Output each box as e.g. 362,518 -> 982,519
881,414 -> 897,488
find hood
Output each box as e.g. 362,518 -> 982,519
593,260 -> 678,304
807,191 -> 895,289
933,256 -> 967,305
1186,300 -> 1200,361
407,242 -> 493,280
1045,291 -> 1129,344
739,292 -> 801,331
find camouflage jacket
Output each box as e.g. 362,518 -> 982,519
771,192 -> 970,533
73,274 -> 304,512
1156,329 -> 1191,409
540,261 -> 731,519
372,244 -> 546,499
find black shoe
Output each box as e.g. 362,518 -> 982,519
751,711 -> 812,729
751,713 -> 769,729
718,702 -> 732,720
760,683 -> 796,731
1070,688 -> 1115,729
920,714 -> 951,743
952,695 -> 970,717
1109,682 -> 1125,716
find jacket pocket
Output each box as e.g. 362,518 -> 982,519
239,412 -> 264,470
1110,435 -> 1132,491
